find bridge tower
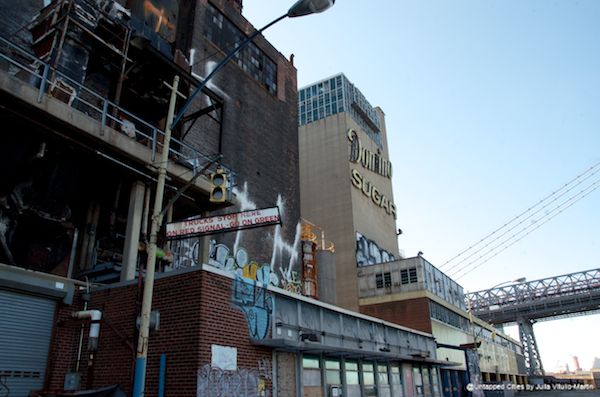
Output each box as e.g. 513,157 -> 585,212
517,318 -> 544,376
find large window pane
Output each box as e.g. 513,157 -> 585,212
326,370 -> 341,385
346,361 -> 359,385
326,360 -> 341,385
303,356 -> 320,369
363,363 -> 375,385
378,364 -> 389,385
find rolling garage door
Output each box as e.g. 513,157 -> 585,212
0,289 -> 56,397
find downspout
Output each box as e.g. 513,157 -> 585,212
75,279 -> 90,372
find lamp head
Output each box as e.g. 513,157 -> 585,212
288,0 -> 335,18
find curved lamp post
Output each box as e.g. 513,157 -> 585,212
170,0 -> 335,129
133,2 -> 335,397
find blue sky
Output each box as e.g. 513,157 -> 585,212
242,1 -> 600,371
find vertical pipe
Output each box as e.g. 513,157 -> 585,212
133,75 -> 180,397
158,354 -> 166,397
66,228 -> 79,279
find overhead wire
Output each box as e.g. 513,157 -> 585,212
442,163 -> 600,274
452,176 -> 600,278
451,176 -> 600,280
440,160 -> 600,271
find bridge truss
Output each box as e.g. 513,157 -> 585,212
466,268 -> 600,376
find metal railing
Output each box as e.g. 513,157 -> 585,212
0,34 -> 224,175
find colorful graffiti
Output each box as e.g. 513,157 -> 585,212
209,242 -> 277,286
197,359 -> 271,397
356,232 -> 395,267
169,181 -> 303,293
232,275 -> 272,340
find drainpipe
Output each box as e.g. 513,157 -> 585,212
72,309 -> 102,351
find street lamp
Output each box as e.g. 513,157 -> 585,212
491,277 -> 526,289
170,0 -> 335,129
133,1 -> 335,397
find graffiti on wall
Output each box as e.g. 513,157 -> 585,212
232,275 -> 272,340
356,232 -> 395,267
209,242 -> 276,285
171,238 -> 200,269
197,358 -> 272,397
169,181 -> 302,292
217,182 -> 301,292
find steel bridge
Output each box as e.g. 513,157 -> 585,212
465,268 -> 600,377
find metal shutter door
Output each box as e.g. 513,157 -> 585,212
0,289 -> 56,397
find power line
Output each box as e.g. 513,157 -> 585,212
440,160 -> 600,270
443,164 -> 600,274
451,177 -> 600,280
452,177 -> 600,279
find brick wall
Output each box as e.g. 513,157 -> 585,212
48,268 -> 274,396
360,297 -> 433,334
185,0 -> 301,272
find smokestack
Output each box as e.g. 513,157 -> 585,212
573,355 -> 582,372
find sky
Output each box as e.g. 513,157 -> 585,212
241,1 -> 600,372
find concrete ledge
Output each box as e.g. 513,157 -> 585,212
0,70 -> 212,195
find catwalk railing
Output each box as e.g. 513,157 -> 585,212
0,34 -> 224,174
466,268 -> 600,324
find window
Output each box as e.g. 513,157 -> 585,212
204,4 -> 277,94
422,367 -> 432,397
376,272 -> 392,288
429,301 -> 469,331
346,361 -> 359,385
391,364 -> 402,387
302,356 -> 321,387
413,367 -> 424,396
401,267 -> 418,284
377,364 -> 389,385
362,363 -> 376,396
325,360 -> 341,385
430,367 -> 440,397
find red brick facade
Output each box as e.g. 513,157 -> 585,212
46,268 -> 273,396
360,297 -> 433,334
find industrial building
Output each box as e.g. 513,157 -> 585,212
0,1 -> 452,396
298,73 -> 400,312
358,256 -> 528,395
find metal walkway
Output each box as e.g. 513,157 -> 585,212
465,268 -> 600,376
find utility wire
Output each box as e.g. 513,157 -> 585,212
451,177 -> 600,280
440,160 -> 600,270
443,164 -> 600,274
452,177 -> 600,279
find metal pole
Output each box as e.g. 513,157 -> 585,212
133,75 -> 180,397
